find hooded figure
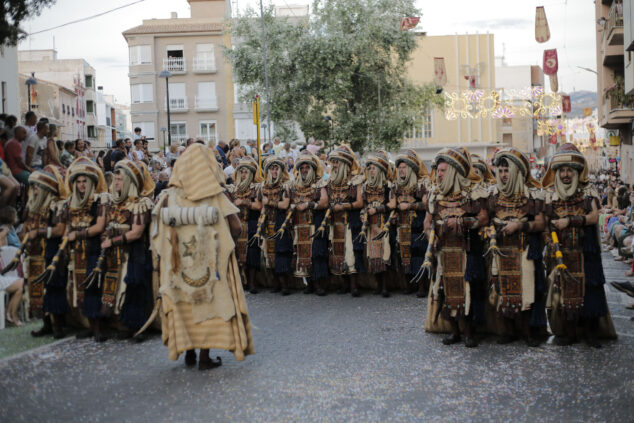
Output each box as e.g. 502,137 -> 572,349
487,147 -> 546,346
151,144 -> 254,369
99,159 -> 155,339
289,151 -> 329,294
227,157 -> 263,294
326,145 -> 365,296
259,155 -> 293,294
62,157 -> 110,342
541,143 -> 616,347
361,151 -> 393,297
424,147 -> 489,348
26,165 -> 70,339
390,149 -> 430,296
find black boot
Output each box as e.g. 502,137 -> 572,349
554,320 -> 578,346
497,317 -> 518,345
280,276 -> 291,296
93,319 -> 108,343
338,275 -> 350,294
584,319 -> 602,349
247,269 -> 259,294
198,349 -> 222,371
416,277 -> 429,298
350,274 -> 360,297
315,279 -> 327,296
76,318 -> 96,339
521,312 -> 540,347
442,319 -> 461,345
380,274 -> 390,298
185,349 -> 197,366
463,320 -> 478,348
51,315 -> 66,339
31,315 -> 53,337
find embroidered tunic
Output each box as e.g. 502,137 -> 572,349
391,181 -> 428,276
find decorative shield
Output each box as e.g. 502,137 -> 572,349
543,49 -> 558,75
562,95 -> 571,113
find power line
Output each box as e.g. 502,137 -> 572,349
27,0 -> 148,36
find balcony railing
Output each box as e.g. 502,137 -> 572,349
196,134 -> 217,145
166,97 -> 188,112
605,2 -> 624,46
163,57 -> 186,73
195,96 -> 218,111
192,56 -> 216,73
171,135 -> 189,145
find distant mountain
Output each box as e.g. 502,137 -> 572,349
566,91 -> 597,118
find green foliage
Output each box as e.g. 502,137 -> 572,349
225,0 -> 444,153
1,0 -> 56,46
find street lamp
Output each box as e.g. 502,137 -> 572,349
160,70 -> 172,146
160,127 -> 167,151
26,72 -> 37,111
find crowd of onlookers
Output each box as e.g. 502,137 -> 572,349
595,170 -> 634,306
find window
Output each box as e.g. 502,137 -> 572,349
169,121 -> 187,143
72,107 -> 75,117
165,44 -> 185,72
194,43 -> 215,71
135,121 -> 155,139
199,121 -> 217,143
168,82 -> 186,109
422,108 -> 433,138
129,45 -> 152,65
196,82 -> 217,109
131,83 -> 153,103
86,100 -> 94,113
62,104 -> 65,114
87,126 -> 96,138
85,75 -> 93,88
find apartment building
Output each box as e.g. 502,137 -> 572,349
18,49 -> 97,145
96,89 -> 117,148
595,0 -> 634,183
122,0 -> 234,149
404,33 -> 502,161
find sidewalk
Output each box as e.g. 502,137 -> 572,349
0,321 -> 64,360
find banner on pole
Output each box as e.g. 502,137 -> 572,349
400,17 -> 420,31
543,49 -> 558,75
535,6 -> 550,43
434,57 -> 447,87
562,95 -> 571,113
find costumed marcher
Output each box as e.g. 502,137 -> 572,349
471,154 -> 496,187
258,156 -> 293,294
227,157 -> 263,294
542,143 -> 617,347
99,160 -> 155,340
424,147 -> 489,348
487,147 -> 547,346
360,151 -> 393,297
151,143 -> 254,370
388,149 -> 430,297
288,151 -> 329,294
26,165 -> 70,338
326,145 -> 365,296
62,157 -> 110,342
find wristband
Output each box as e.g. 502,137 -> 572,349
521,222 -> 530,233
76,229 -> 88,240
111,235 -> 124,247
569,215 -> 586,227
343,203 -> 352,211
47,227 -> 53,239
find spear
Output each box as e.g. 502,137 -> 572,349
0,234 -> 29,275
80,249 -> 106,289
548,225 -> 581,288
310,208 -> 331,239
268,208 -> 294,240
372,210 -> 396,241
30,237 -> 69,286
410,226 -> 435,284
483,224 -> 507,257
248,209 -> 267,246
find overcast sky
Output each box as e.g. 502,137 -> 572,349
19,0 -> 598,105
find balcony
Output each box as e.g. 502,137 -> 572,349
192,56 -> 217,73
601,92 -> 634,129
163,57 -> 186,74
195,96 -> 218,112
605,2 -> 624,46
166,97 -> 188,113
196,135 -> 217,145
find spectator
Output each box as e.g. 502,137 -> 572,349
0,220 -> 24,325
245,139 -> 255,157
23,111 -> 37,135
166,144 -> 179,163
84,140 -> 94,159
0,163 -> 18,206
3,115 -> 17,140
43,123 -> 63,168
129,138 -> 145,162
111,139 -> 127,166
185,137 -> 196,148
60,141 -> 76,168
216,140 -> 229,167
272,137 -> 283,155
74,139 -> 88,158
124,137 -> 133,153
133,127 -> 143,141
0,206 -> 19,247
4,126 -> 32,184
290,142 -> 299,163
24,120 -> 48,169
154,171 -> 169,198
306,137 -> 324,155
96,150 -> 106,170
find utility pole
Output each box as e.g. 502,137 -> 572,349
259,0 -> 272,144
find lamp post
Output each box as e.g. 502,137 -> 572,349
160,127 -> 167,151
159,70 -> 172,146
26,72 -> 37,111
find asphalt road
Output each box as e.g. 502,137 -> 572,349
1,251 -> 633,422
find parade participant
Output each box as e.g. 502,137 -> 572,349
471,154 -> 496,187
25,166 -> 70,338
258,156 -> 292,294
424,147 -> 489,348
227,157 -> 263,294
98,160 -> 155,340
326,145 -> 364,296
62,157 -> 109,342
288,151 -> 328,294
151,143 -> 254,369
388,149 -> 429,297
542,143 -> 616,347
360,151 -> 393,297
487,147 -> 546,346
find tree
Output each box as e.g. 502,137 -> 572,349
226,0 -> 444,153
1,0 -> 56,46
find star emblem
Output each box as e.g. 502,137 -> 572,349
183,236 -> 196,258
